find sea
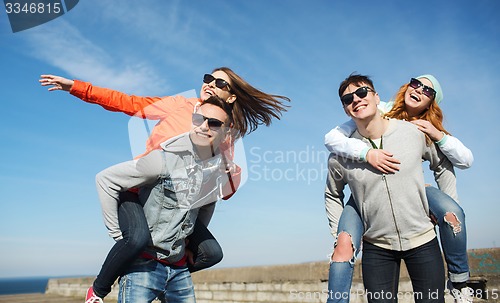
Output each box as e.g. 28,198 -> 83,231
0,277 -> 49,295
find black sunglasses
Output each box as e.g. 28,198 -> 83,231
203,74 -> 231,90
409,78 -> 436,99
340,86 -> 374,105
192,113 -> 225,131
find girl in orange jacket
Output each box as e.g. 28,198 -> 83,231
40,67 -> 290,302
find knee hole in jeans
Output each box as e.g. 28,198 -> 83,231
331,232 -> 356,262
444,212 -> 462,235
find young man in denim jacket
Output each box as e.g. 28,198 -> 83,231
95,96 -> 233,303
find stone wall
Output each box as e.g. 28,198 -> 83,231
46,277 -> 119,300
46,248 -> 500,303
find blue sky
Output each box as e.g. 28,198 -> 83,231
1,0 -> 499,278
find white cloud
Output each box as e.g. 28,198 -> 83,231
87,1 -> 236,71
22,19 -> 168,95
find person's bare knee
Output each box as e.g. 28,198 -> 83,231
444,212 -> 462,235
331,232 -> 355,262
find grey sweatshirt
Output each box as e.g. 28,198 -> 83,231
325,119 -> 457,251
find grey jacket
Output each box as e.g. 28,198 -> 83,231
96,133 -> 229,262
325,119 -> 457,251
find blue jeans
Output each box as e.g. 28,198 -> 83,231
93,192 -> 152,298
426,186 -> 469,283
186,217 -> 224,273
326,196 -> 363,303
362,238 -> 445,303
326,187 -> 468,303
118,258 -> 196,303
93,192 -> 222,298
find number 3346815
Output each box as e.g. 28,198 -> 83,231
5,2 -> 61,14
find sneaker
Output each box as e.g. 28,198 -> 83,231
448,283 -> 474,303
85,286 -> 104,303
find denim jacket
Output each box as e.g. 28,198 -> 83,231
96,133 -> 228,263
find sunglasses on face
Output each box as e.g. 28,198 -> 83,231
192,113 -> 225,131
409,78 -> 436,99
203,74 -> 231,90
340,86 -> 374,105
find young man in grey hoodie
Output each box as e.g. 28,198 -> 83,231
93,95 -> 233,303
325,74 -> 455,303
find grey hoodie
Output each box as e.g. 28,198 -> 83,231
325,119 -> 457,251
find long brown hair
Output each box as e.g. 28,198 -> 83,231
213,67 -> 290,138
384,83 -> 449,144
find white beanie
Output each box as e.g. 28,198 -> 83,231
416,74 -> 443,105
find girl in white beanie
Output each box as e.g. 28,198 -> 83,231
324,74 -> 474,303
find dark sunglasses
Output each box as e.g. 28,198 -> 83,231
409,78 -> 436,99
192,113 -> 225,130
203,74 -> 231,90
340,86 -> 374,105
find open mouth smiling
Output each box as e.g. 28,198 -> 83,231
204,88 -> 215,96
410,93 -> 421,102
353,103 -> 368,112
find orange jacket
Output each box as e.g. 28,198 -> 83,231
70,80 -> 240,199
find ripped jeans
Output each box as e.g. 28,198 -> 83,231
326,196 -> 363,303
326,186 -> 469,303
426,186 -> 469,283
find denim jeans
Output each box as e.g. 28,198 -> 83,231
93,191 -> 152,298
362,238 -> 445,303
327,196 -> 363,303
186,217 -> 223,273
326,187 -> 468,303
426,186 -> 469,283
118,258 -> 196,303
93,192 -> 223,298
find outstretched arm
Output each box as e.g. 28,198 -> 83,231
39,74 -> 187,119
39,74 -> 74,91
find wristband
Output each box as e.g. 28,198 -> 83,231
435,131 -> 448,146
